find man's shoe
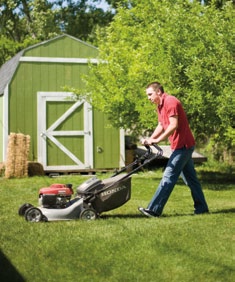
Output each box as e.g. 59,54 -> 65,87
138,207 -> 158,218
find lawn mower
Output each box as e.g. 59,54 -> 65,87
18,144 -> 163,222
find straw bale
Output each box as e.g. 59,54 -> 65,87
28,162 -> 45,176
125,149 -> 135,172
0,162 -> 5,176
5,133 -> 30,178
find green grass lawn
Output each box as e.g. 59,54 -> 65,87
0,169 -> 234,282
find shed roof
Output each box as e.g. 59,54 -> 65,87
0,50 -> 24,95
0,34 -> 98,95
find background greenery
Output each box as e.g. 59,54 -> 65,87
0,165 -> 234,282
1,0 -> 234,162
0,0 -> 115,64
84,0 -> 234,160
1,3 -> 234,280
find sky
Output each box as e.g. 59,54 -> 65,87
96,0 -> 110,10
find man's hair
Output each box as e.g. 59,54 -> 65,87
146,81 -> 164,93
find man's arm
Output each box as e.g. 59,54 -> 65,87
148,116 -> 178,144
150,122 -> 164,139
141,122 -> 163,145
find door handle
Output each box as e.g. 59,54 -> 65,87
97,146 -> 103,153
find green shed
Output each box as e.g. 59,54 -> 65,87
0,34 -> 125,173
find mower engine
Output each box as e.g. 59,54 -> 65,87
38,183 -> 74,209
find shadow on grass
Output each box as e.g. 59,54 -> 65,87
100,208 -> 235,219
197,171 -> 234,184
100,214 -> 147,219
100,213 -> 195,219
148,172 -> 234,191
0,250 -> 25,282
210,208 -> 235,214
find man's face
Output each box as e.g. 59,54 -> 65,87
146,87 -> 161,105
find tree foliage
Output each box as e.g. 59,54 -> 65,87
0,0 -> 233,157
0,0 -> 115,65
0,0 -> 58,41
54,0 -> 114,44
0,0 -> 60,64
84,0 -> 234,152
202,0 -> 234,9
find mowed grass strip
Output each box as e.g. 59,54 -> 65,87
0,170 -> 234,282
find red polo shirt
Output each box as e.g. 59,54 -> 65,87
157,93 -> 195,150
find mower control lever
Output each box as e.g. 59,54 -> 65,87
144,143 -> 151,150
143,142 -> 163,157
152,143 -> 163,156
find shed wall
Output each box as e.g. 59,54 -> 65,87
5,35 -> 122,170
0,96 -> 3,161
93,110 -> 120,168
24,36 -> 98,58
9,62 -> 89,161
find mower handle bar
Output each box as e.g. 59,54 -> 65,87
143,143 -> 163,158
111,143 -> 163,177
83,143 -> 163,199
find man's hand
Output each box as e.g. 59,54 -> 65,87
141,138 -> 155,145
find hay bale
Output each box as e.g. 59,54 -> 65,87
5,133 -> 30,178
0,162 -> 5,176
125,149 -> 135,172
5,133 -> 16,178
28,162 -> 45,176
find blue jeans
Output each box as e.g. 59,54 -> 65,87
148,146 -> 209,216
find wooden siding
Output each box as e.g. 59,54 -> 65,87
93,110 -> 120,169
23,36 -> 98,58
9,61 -> 91,161
0,96 -> 3,161
4,35 -> 123,170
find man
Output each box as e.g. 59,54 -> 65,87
138,81 -> 209,217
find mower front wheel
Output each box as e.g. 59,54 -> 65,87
18,203 -> 34,216
79,208 -> 97,221
25,207 -> 43,222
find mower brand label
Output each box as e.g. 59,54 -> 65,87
101,185 -> 127,197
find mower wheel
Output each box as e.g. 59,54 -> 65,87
25,207 -> 43,222
18,203 -> 34,216
79,208 -> 97,221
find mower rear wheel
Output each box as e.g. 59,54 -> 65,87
25,207 -> 43,222
79,208 -> 97,221
18,203 -> 34,216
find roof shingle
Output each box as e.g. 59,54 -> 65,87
0,50 -> 24,95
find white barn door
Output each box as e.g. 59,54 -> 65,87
37,92 -> 93,171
